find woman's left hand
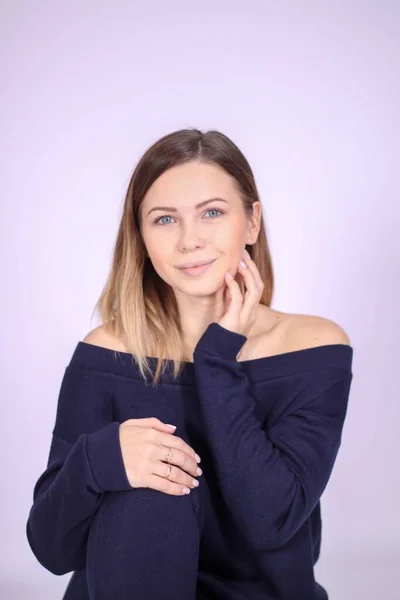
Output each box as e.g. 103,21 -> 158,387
217,249 -> 264,337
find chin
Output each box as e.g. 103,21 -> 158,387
178,277 -> 225,296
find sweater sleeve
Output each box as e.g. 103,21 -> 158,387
193,322 -> 353,552
26,363 -> 133,576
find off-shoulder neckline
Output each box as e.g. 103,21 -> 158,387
69,340 -> 353,385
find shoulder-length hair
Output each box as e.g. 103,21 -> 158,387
92,128 -> 274,386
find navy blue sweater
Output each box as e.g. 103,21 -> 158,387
26,322 -> 353,599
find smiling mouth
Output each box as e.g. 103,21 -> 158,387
177,259 -> 216,269
177,259 -> 217,276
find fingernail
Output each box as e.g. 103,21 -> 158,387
239,260 -> 247,268
195,453 -> 201,463
244,249 -> 250,259
166,424 -> 176,429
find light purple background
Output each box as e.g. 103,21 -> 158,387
2,1 -> 399,598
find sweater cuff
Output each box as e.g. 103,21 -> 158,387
86,421 -> 133,493
194,322 -> 247,361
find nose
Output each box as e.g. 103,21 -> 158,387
178,223 -> 205,253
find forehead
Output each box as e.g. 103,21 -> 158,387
142,162 -> 239,206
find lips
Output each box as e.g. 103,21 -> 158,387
178,259 -> 216,277
177,259 -> 215,269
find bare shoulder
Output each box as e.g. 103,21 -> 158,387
82,324 -> 128,352
286,312 -> 352,348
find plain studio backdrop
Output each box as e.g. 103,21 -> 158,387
1,1 -> 398,598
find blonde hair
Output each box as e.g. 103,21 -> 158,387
92,128 -> 274,386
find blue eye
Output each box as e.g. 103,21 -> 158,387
206,209 -> 223,218
154,208 -> 224,225
155,215 -> 173,225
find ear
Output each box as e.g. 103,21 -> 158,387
245,201 -> 262,246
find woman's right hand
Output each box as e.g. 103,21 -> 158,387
119,418 -> 202,495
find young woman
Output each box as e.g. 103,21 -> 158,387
26,128 -> 353,600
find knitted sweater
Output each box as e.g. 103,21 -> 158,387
26,322 -> 353,599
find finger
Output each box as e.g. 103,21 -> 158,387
224,281 -> 232,305
156,430 -> 200,462
240,256 -> 264,292
151,461 -> 199,490
225,272 -> 243,308
238,260 -> 257,291
155,444 -> 200,478
238,259 -> 259,299
237,261 -> 263,317
233,269 -> 246,296
145,473 -> 193,496
134,417 -> 177,432
242,253 -> 264,290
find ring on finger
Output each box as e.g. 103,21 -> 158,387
165,447 -> 173,463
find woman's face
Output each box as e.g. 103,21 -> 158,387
140,161 -> 261,297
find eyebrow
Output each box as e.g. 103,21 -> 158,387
146,197 -> 229,217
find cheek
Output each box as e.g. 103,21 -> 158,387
148,253 -> 170,275
143,234 -> 168,263
217,220 -> 247,248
